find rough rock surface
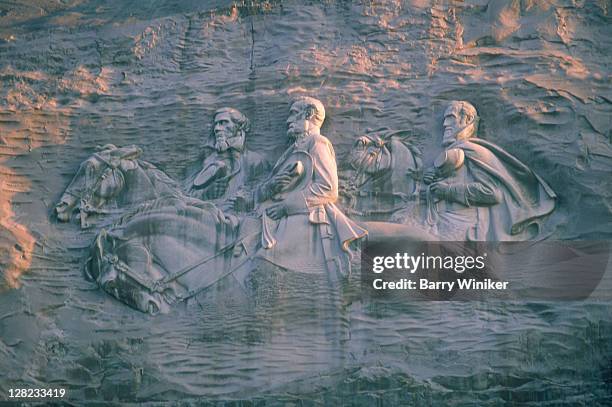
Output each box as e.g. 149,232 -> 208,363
1,1 -> 611,404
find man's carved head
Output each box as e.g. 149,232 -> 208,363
442,101 -> 479,146
287,96 -> 325,139
211,107 -> 250,152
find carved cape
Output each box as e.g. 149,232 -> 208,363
451,137 -> 557,241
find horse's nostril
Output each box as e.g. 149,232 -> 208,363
104,279 -> 117,290
56,208 -> 70,221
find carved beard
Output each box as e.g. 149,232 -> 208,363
214,131 -> 244,152
288,125 -> 315,142
288,130 -> 306,142
287,117 -> 313,142
215,138 -> 230,152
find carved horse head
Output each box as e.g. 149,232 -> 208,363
85,197 -> 236,314
343,128 -> 422,219
55,144 -> 179,228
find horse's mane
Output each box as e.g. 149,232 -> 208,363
113,196 -> 177,225
113,195 -> 220,226
136,160 -> 180,189
377,129 -> 422,157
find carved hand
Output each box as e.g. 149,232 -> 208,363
266,203 -> 288,220
206,179 -> 228,199
423,168 -> 439,185
430,181 -> 453,201
225,190 -> 253,212
270,173 -> 294,193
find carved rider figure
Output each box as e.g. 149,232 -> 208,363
232,97 -> 367,277
423,101 -> 556,241
187,107 -> 267,203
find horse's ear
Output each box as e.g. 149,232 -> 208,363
111,145 -> 142,161
355,135 -> 370,146
124,145 -> 143,160
367,127 -> 390,137
96,144 -> 118,152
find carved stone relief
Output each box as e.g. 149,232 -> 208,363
2,2 -> 610,403
52,98 -> 558,314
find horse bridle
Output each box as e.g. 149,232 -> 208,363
345,141 -> 422,215
99,229 -> 261,306
74,152 -> 125,227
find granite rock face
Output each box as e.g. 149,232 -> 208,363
1,1 -> 611,404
